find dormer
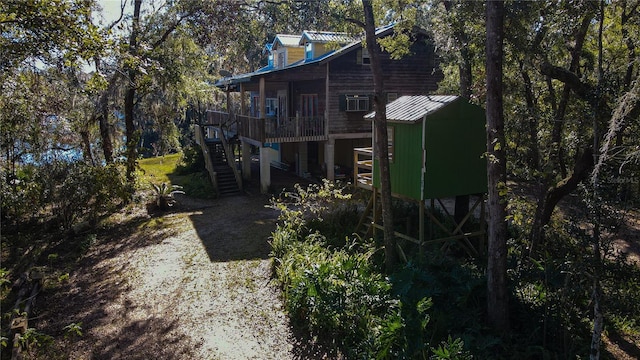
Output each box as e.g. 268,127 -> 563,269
299,30 -> 359,61
271,34 -> 303,68
263,43 -> 274,68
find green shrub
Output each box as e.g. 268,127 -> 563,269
269,181 -> 476,359
150,182 -> 185,211
175,145 -> 205,175
1,161 -> 128,232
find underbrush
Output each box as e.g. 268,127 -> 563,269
270,182 -> 640,359
269,181 -> 476,358
1,152 -> 212,357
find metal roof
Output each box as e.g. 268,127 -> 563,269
364,95 -> 460,123
300,30 -> 359,45
214,24 -> 398,88
273,34 -> 302,48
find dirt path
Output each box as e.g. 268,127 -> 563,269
34,194 -> 331,359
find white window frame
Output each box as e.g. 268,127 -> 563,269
346,95 -> 369,112
305,42 -> 313,60
265,98 -> 278,116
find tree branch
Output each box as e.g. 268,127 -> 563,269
540,62 -> 592,100
151,12 -> 192,50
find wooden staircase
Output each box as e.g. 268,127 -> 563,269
355,192 -> 382,239
208,141 -> 241,196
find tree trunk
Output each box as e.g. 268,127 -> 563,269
549,14 -> 592,178
363,0 -> 398,273
79,129 -> 95,166
94,57 -> 115,164
528,147 -> 594,253
519,61 -> 540,171
485,0 -> 509,332
125,0 -> 142,184
530,10 -> 595,253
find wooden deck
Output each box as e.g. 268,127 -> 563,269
205,110 -> 327,144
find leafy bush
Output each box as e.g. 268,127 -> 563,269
1,161 -> 128,232
269,181 -> 476,359
150,182 -> 185,211
175,145 -> 205,175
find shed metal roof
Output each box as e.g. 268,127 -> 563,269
364,95 -> 460,123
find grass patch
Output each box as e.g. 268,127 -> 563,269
139,154 -> 181,184
139,153 -> 214,199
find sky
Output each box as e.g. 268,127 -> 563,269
95,0 -> 131,26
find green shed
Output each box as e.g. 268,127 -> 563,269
354,95 -> 487,256
363,95 -> 487,200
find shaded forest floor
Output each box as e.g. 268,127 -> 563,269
16,194 -> 339,359
2,179 -> 638,359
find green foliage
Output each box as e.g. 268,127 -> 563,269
151,183 -> 185,211
139,153 -> 214,200
17,328 -> 54,356
430,336 -> 473,360
63,322 -> 83,339
0,0 -> 101,72
269,182 -> 477,358
175,145 -> 206,175
1,161 -> 128,232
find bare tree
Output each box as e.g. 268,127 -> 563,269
362,0 -> 398,273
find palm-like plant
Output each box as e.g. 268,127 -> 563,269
151,183 -> 185,211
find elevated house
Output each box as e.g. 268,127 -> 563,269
201,24 -> 443,194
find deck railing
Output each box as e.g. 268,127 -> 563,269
235,114 -> 327,143
354,147 -> 374,190
206,110 -> 229,127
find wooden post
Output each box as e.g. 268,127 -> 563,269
325,137 -> 335,181
240,84 -> 246,116
259,146 -> 270,194
419,199 -> 425,255
259,77 -> 266,118
242,140 -> 251,181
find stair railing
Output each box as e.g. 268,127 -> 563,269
195,124 -> 219,197
218,115 -> 243,192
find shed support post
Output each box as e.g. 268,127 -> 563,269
419,199 -> 425,255
325,137 -> 335,181
260,146 -> 270,194
242,140 -> 251,181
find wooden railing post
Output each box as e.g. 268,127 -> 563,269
195,124 -> 219,197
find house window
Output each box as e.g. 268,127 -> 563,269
387,92 -> 398,103
268,53 -> 274,67
301,94 -> 318,117
346,95 -> 370,112
265,98 -> 277,116
305,42 -> 313,60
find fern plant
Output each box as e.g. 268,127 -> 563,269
151,183 -> 185,211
